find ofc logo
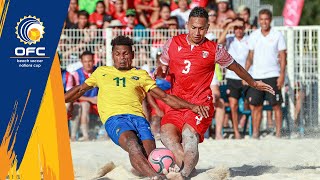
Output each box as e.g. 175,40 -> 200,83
15,16 -> 45,56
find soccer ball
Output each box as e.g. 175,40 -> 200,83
148,148 -> 176,174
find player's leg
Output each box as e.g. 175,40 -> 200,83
160,124 -> 184,167
247,87 -> 264,138
251,105 -> 263,138
79,101 -> 90,140
265,77 -> 284,137
70,103 -> 81,141
180,106 -> 214,177
214,98 -> 225,140
227,79 -> 244,139
150,115 -> 161,140
211,84 -> 224,139
160,111 -> 184,168
118,131 -> 160,177
229,97 -> 241,139
105,115 -> 161,178
180,124 -> 199,177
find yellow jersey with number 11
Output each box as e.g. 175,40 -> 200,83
85,66 -> 156,124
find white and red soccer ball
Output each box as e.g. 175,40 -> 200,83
148,148 -> 176,174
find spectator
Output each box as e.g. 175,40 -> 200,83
63,10 -> 92,61
190,0 -> 208,9
151,3 -> 172,29
89,1 -> 113,28
245,9 -> 287,138
216,0 -> 236,28
135,0 -> 160,28
147,52 -> 173,139
110,0 -> 127,25
79,0 -> 101,14
71,51 -> 98,141
170,0 -> 191,29
65,0 -> 79,29
105,0 -> 128,15
62,69 -> 75,122
167,16 -> 179,37
124,9 -> 138,30
74,10 -> 90,30
205,8 -> 219,41
218,18 -> 249,139
237,5 -> 257,30
210,72 -> 225,140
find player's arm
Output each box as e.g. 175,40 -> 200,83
155,38 -> 172,78
227,61 -> 275,95
149,87 -> 210,118
245,50 -> 254,71
65,83 -> 94,103
277,50 -> 287,89
217,19 -> 244,44
147,93 -> 164,117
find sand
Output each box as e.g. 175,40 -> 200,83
71,137 -> 320,180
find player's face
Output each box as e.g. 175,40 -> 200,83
160,6 -> 171,20
234,25 -> 245,38
69,0 -> 78,11
112,45 -> 134,70
178,0 -> 188,10
240,10 -> 250,22
81,55 -> 94,72
218,2 -> 228,12
259,13 -> 272,31
208,10 -> 217,23
187,17 -> 209,44
78,15 -> 88,28
96,2 -> 105,14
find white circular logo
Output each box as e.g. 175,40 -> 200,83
15,16 -> 45,45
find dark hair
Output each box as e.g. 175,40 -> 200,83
95,1 -> 106,11
78,10 -> 89,18
259,9 -> 272,19
160,3 -> 170,12
111,36 -> 134,51
189,7 -> 208,20
243,7 -> 251,16
234,17 -> 245,23
80,50 -> 94,59
168,16 -> 178,23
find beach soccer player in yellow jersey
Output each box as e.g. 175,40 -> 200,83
65,36 -> 210,179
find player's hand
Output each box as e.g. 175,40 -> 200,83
242,80 -> 248,86
253,81 -> 275,95
191,105 -> 210,118
277,75 -> 285,90
230,19 -> 244,28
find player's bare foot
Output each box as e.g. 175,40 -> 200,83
95,161 -> 116,178
150,175 -> 165,180
163,167 -> 184,180
215,133 -> 224,140
252,133 -> 260,139
234,132 -> 242,139
78,136 -> 90,141
70,136 -> 76,142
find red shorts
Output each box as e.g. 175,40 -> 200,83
151,99 -> 170,116
161,103 -> 214,143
